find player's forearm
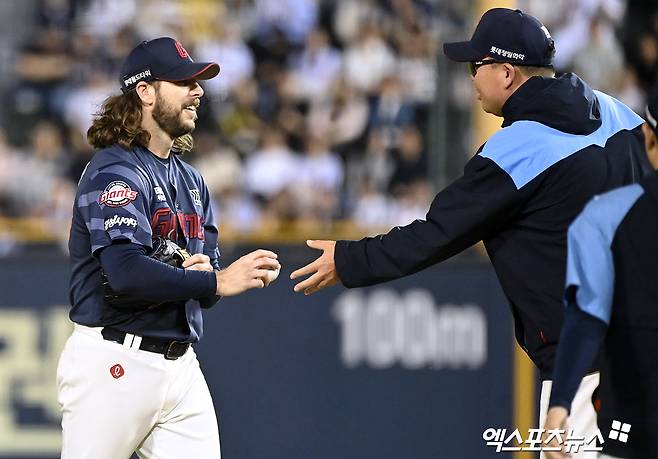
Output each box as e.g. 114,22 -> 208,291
548,303 -> 607,411
99,242 -> 216,303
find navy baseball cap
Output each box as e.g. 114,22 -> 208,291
645,85 -> 658,136
443,8 -> 554,66
119,37 -> 220,93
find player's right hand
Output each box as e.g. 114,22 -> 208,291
215,249 -> 280,296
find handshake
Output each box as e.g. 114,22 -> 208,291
182,240 -> 339,297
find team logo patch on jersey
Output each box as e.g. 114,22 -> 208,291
190,189 -> 201,206
104,215 -> 138,231
110,364 -> 125,379
100,181 -> 138,208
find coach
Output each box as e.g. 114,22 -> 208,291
291,8 -> 651,454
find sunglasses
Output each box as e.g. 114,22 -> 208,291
468,59 -> 502,77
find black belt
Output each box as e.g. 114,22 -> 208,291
101,327 -> 190,360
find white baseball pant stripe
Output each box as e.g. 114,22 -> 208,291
57,324 -> 221,459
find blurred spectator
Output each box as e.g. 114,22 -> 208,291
252,0 -> 318,46
244,127 -> 299,207
572,15 -> 625,93
293,135 -> 344,220
351,180 -> 391,230
396,29 -> 437,107
77,0 -> 138,38
61,69 -> 116,139
218,79 -> 262,155
285,27 -> 342,101
369,76 -> 416,144
307,79 -> 369,157
196,22 -> 255,100
347,129 -> 395,201
388,125 -> 428,197
343,21 -> 396,94
333,0 -> 384,46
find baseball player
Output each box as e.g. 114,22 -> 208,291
291,8 -> 651,456
544,87 -> 658,458
58,37 -> 280,458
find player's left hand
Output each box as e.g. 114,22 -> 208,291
543,406 -> 570,458
290,240 -> 339,295
182,254 -> 214,272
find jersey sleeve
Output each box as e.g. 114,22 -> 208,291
75,161 -> 153,255
564,211 -> 615,325
565,184 -> 644,324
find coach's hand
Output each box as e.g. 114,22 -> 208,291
543,406 -> 570,458
215,249 -> 280,296
291,240 -> 339,295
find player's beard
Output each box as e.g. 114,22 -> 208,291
152,92 -> 195,139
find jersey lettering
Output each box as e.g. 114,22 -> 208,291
151,208 -> 204,241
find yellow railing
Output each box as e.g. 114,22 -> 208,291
0,217 -> 388,245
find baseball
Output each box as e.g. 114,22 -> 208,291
265,267 -> 280,284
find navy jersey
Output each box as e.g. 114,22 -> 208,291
335,74 -> 651,379
68,144 -> 220,342
565,172 -> 658,457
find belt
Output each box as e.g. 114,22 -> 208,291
101,327 -> 190,360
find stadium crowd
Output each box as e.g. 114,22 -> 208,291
0,0 -> 656,245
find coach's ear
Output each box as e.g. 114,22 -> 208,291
135,81 -> 156,107
641,122 -> 658,169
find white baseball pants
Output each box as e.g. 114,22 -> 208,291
57,324 -> 221,459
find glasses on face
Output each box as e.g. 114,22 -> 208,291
468,59 -> 501,77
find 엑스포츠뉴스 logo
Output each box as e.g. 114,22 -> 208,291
100,181 -> 138,208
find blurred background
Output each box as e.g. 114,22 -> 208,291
0,0 -> 656,458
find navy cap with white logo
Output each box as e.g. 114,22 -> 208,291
443,8 -> 555,66
119,37 -> 220,93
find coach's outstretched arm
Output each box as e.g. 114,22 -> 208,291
291,150 -> 524,295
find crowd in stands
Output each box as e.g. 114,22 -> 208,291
0,0 -> 656,246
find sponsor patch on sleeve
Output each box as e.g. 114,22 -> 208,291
99,181 -> 138,207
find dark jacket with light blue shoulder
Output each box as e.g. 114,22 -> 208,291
335,74 -> 651,379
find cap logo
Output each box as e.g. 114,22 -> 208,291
540,25 -> 552,39
490,46 -> 525,61
174,41 -> 189,59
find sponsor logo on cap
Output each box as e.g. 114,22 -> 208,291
123,68 -> 152,88
490,46 -> 525,61
104,215 -> 138,231
100,181 -> 139,207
